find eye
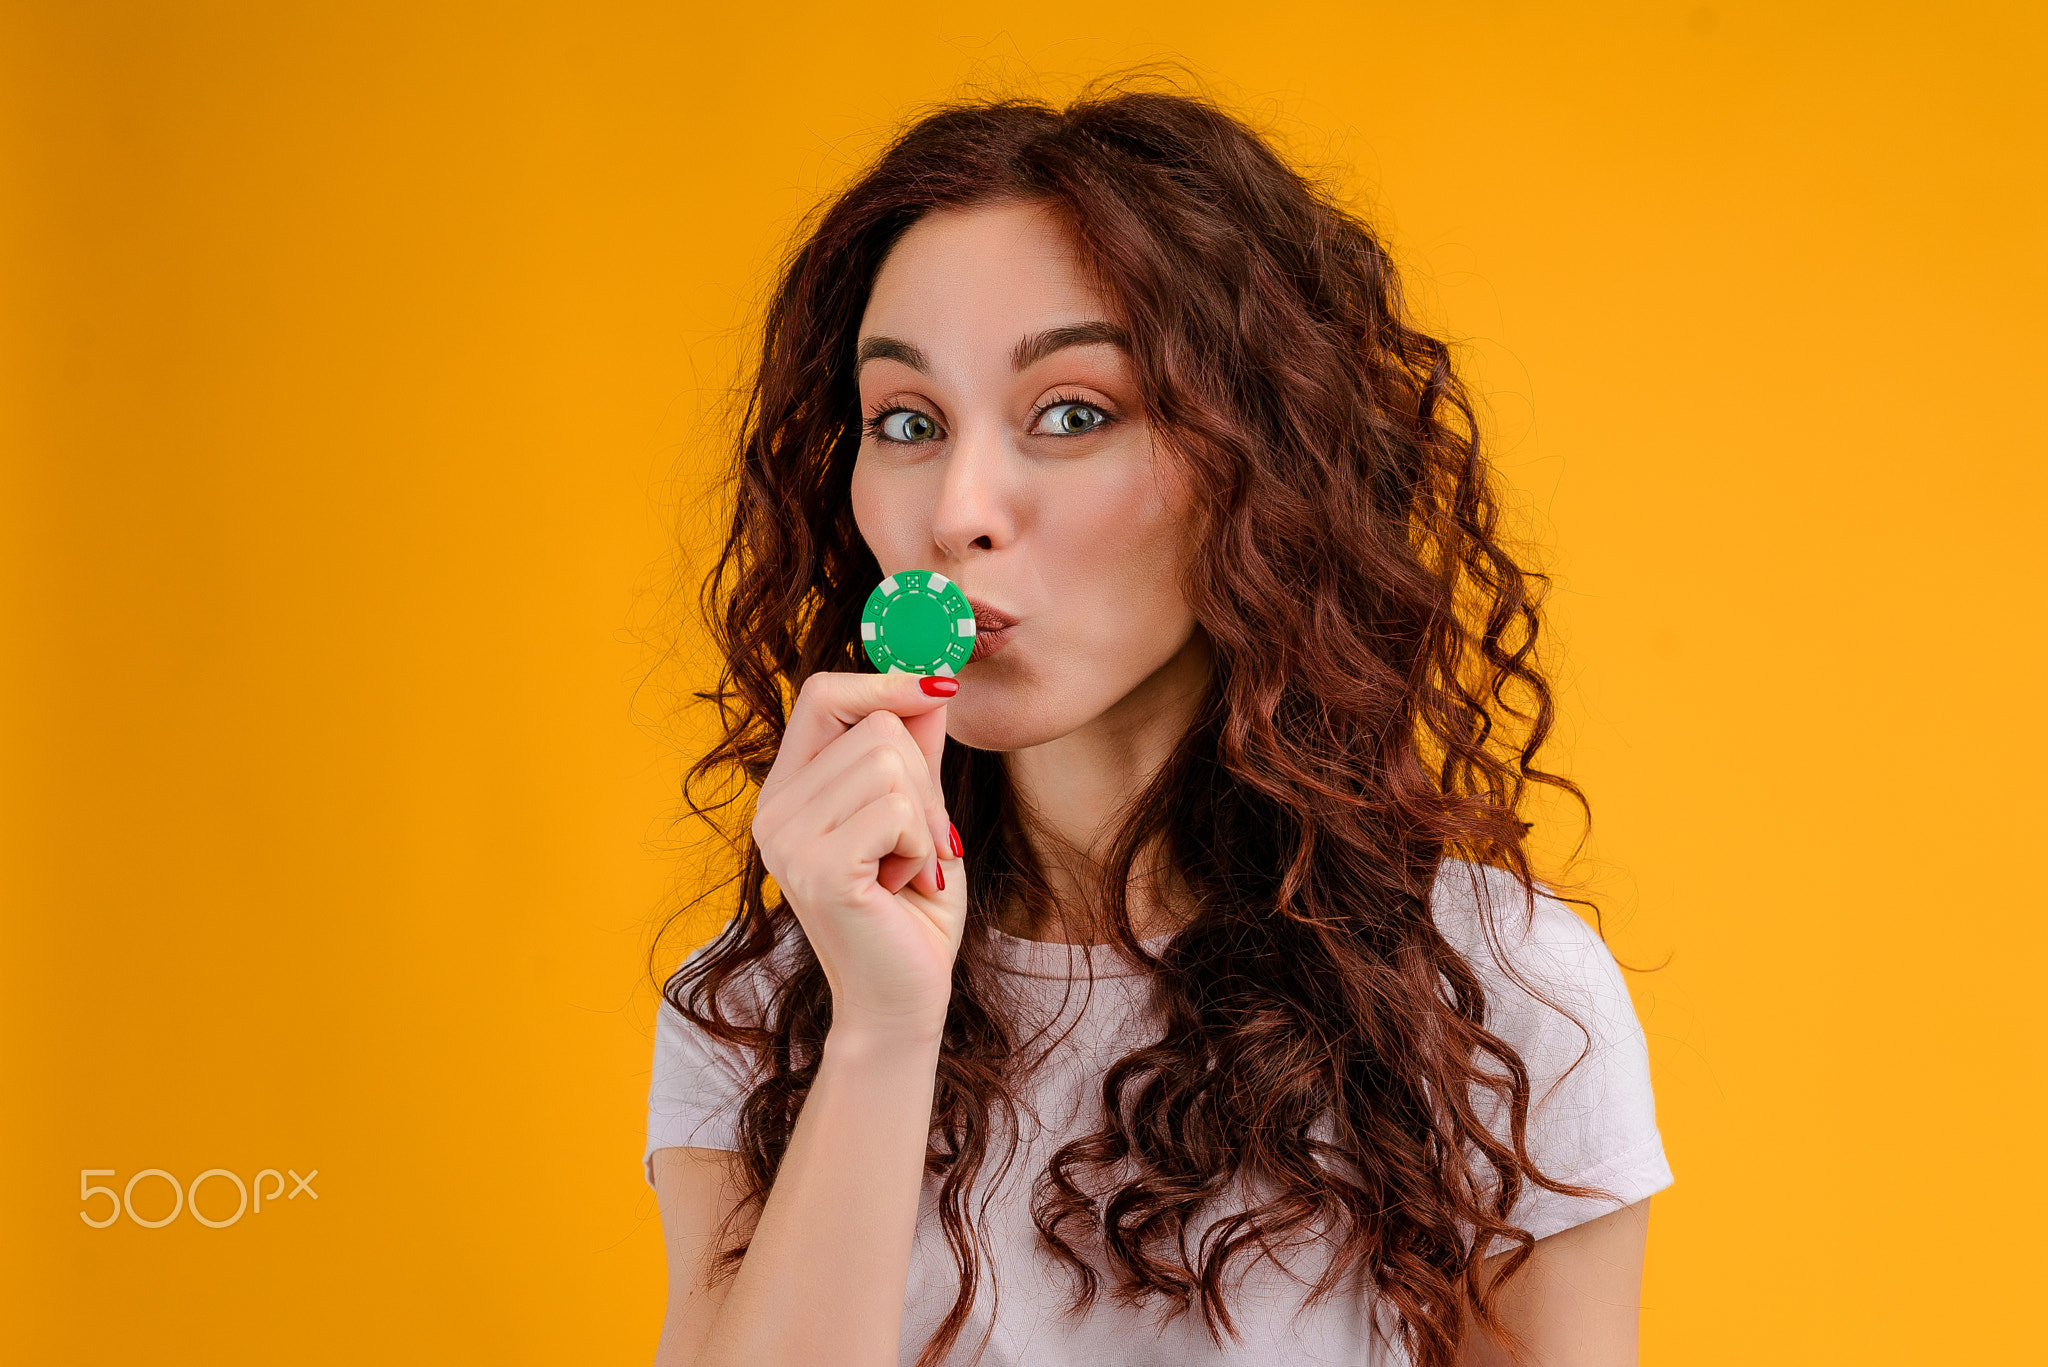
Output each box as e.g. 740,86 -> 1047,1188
870,408 -> 942,443
1032,400 -> 1111,436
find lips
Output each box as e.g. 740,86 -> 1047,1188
966,599 -> 1018,664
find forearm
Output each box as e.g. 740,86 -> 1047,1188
689,1024 -> 941,1367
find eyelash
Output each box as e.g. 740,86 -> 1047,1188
1034,391 -> 1114,435
861,392 -> 1116,444
862,406 -> 924,444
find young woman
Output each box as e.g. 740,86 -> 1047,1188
643,87 -> 1671,1367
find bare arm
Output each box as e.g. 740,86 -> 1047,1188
649,1148 -> 747,1367
649,671 -> 966,1367
652,1029 -> 943,1367
1457,1198 -> 1652,1367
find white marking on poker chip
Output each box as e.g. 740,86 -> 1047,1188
927,572 -> 951,592
957,618 -> 976,636
934,662 -> 956,676
860,622 -> 878,640
887,664 -> 907,674
878,575 -> 899,596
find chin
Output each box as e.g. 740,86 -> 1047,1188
943,683 -> 1084,752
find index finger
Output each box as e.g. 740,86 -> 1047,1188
771,670 -> 957,785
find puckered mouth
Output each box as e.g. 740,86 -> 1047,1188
967,599 -> 1019,633
965,598 -> 1018,663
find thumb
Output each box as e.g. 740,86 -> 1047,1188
899,692 -> 951,791
899,689 -> 954,857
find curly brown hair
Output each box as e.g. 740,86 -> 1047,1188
659,81 -> 1603,1367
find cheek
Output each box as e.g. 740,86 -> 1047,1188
848,456 -> 906,564
849,462 -> 877,547
1044,458 -> 1197,652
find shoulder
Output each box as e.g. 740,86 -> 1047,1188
661,912 -> 809,1029
1428,860 -> 1673,1236
653,912 -> 812,1086
1427,859 -> 1632,1040
645,915 -> 808,1177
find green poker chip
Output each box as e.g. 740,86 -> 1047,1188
860,570 -> 976,676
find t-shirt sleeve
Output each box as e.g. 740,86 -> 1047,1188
641,932 -> 775,1189
1435,862 -> 1675,1246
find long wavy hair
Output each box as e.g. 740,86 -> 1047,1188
659,82 -> 1601,1367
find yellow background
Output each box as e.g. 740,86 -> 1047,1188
5,2 -> 2042,1362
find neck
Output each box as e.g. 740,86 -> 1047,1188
998,631 -> 1212,944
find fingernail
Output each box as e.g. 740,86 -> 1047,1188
935,861 -> 946,891
919,676 -> 959,697
949,823 -> 963,858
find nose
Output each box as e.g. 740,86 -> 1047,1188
930,417 -> 1016,559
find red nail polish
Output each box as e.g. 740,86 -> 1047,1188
935,861 -> 946,891
919,676 -> 959,697
949,823 -> 963,858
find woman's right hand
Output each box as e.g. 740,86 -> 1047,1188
751,671 -> 967,1042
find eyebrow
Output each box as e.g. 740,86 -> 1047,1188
855,335 -> 930,372
1010,321 -> 1130,370
853,321 -> 1130,376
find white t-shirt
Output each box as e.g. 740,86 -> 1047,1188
643,860 -> 1673,1366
